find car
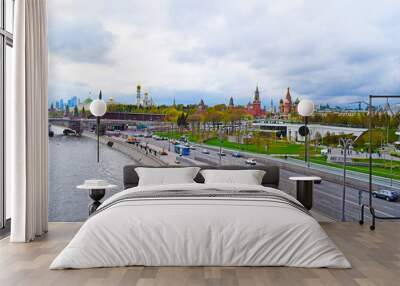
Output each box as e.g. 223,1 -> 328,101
189,145 -> 196,150
232,152 -> 242,158
245,158 -> 257,165
126,137 -> 139,144
201,149 -> 210,154
314,179 -> 322,184
184,142 -> 190,147
218,151 -> 226,156
372,189 -> 399,202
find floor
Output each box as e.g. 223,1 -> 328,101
0,222 -> 398,286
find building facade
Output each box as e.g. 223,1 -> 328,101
253,120 -> 367,142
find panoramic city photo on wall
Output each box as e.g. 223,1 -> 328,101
2,1 -> 400,286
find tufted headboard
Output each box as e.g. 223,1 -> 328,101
123,165 -> 280,189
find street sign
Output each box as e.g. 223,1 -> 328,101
299,125 -> 309,136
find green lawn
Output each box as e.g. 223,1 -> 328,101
293,156 -> 400,180
154,131 -> 307,155
205,138 -> 306,155
154,131 -> 198,142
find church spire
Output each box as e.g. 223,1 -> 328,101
254,85 -> 260,101
228,96 -> 234,107
285,87 -> 291,101
136,84 -> 141,106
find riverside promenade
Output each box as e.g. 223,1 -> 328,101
83,131 -> 201,166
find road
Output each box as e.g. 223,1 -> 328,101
142,136 -> 400,222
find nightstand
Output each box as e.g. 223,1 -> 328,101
288,176 -> 322,210
77,180 -> 118,215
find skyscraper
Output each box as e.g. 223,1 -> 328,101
270,98 -> 275,114
67,96 -> 78,108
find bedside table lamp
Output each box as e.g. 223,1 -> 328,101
90,91 -> 107,162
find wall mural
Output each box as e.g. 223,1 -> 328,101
47,0 -> 400,222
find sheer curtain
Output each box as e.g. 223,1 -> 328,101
9,0 -> 48,242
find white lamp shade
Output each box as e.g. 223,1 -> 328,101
297,99 -> 314,117
90,99 -> 107,117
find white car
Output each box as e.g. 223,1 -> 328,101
245,158 -> 257,165
201,149 -> 210,154
189,145 -> 196,150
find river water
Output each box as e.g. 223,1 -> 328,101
49,134 -> 135,221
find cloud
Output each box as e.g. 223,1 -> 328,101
48,0 -> 400,106
48,20 -> 115,64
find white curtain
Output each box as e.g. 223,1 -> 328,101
9,0 -> 48,242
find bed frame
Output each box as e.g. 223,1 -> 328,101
123,165 -> 280,189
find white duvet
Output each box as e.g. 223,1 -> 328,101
50,183 -> 351,269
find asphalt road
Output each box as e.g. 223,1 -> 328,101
144,137 -> 400,222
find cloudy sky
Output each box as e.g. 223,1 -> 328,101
48,0 -> 400,107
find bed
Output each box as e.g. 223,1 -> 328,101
50,165 -> 350,269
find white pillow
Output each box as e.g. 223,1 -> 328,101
200,169 -> 266,185
135,167 -> 201,186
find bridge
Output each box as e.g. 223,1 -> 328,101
49,112 -> 167,134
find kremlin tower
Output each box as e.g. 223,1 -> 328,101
283,87 -> 292,114
198,99 -> 206,112
246,85 -> 265,117
228,97 -> 234,108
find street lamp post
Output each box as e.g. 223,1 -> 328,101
339,137 -> 353,222
89,90 -> 107,162
168,125 -> 171,152
297,99 -> 315,168
219,128 -> 224,166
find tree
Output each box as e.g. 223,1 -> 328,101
252,131 -> 269,153
206,109 -> 223,130
82,106 -> 86,118
187,113 -> 201,136
74,105 -> 79,116
314,131 -> 322,146
164,107 -> 179,123
176,112 -> 188,130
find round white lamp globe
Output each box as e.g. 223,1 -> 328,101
89,99 -> 107,117
297,99 -> 314,117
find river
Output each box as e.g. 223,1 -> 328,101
49,134 -> 136,221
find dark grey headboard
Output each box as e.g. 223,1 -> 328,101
123,165 -> 280,189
